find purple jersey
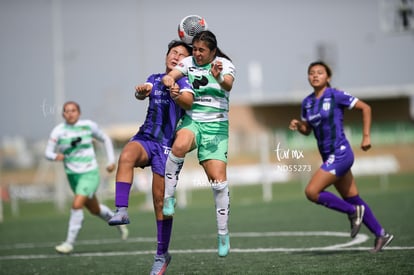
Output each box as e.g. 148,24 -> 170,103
134,73 -> 192,147
301,87 -> 358,161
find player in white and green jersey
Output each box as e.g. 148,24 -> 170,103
162,30 -> 236,258
45,101 -> 128,254
45,117 -> 114,176
176,54 -> 234,123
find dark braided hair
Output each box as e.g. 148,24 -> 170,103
192,30 -> 232,61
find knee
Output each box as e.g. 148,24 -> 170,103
172,144 -> 188,158
118,150 -> 136,166
304,186 -> 319,203
172,138 -> 192,158
72,201 -> 84,210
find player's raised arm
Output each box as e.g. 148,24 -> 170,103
162,69 -> 183,88
135,83 -> 152,100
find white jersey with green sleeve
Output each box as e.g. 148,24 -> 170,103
45,119 -> 115,174
175,56 -> 236,122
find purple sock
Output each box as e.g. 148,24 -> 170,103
345,195 -> 384,237
156,218 -> 173,256
317,191 -> 355,214
115,182 -> 132,207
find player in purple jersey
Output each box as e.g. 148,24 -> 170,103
289,61 -> 393,253
107,40 -> 194,274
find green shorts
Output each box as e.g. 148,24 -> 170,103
66,169 -> 100,197
178,115 -> 229,163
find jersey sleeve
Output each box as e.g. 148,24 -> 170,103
45,126 -> 60,161
220,57 -> 236,80
175,56 -> 192,75
89,120 -> 116,165
145,74 -> 156,86
335,89 -> 359,109
300,103 -> 307,121
300,95 -> 312,121
176,76 -> 194,95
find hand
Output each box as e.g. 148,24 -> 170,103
289,119 -> 301,131
55,153 -> 65,161
106,163 -> 116,173
361,144 -> 371,151
210,60 -> 223,77
169,83 -> 180,99
361,135 -> 371,151
135,84 -> 151,100
162,75 -> 175,89
210,60 -> 223,80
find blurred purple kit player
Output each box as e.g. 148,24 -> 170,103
299,84 -> 393,253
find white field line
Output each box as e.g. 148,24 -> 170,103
0,231 -> 412,260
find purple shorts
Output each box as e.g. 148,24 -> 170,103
130,136 -> 171,176
320,145 -> 354,177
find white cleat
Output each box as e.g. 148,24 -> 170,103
119,224 -> 129,241
55,242 -> 73,254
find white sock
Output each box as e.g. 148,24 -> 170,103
66,209 -> 84,245
98,204 -> 114,222
164,153 -> 184,198
212,181 -> 230,235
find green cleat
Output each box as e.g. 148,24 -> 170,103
162,197 -> 176,216
218,233 -> 230,257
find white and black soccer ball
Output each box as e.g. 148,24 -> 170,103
178,15 -> 208,45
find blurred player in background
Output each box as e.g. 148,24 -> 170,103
162,30 -> 236,257
107,40 -> 193,275
45,101 -> 128,254
289,61 -> 393,253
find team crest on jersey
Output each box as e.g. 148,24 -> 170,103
322,98 -> 331,111
323,102 -> 331,111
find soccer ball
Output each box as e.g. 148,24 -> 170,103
178,15 -> 208,45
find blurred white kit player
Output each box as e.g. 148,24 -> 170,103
45,101 -> 128,254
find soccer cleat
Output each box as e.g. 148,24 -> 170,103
162,197 -> 176,216
150,252 -> 171,275
348,205 -> 365,238
119,224 -> 129,241
108,207 -> 130,226
55,242 -> 73,254
370,233 -> 394,253
218,233 -> 230,257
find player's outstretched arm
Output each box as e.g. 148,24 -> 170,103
211,60 -> 234,92
173,91 -> 194,110
162,69 -> 183,88
169,83 -> 193,110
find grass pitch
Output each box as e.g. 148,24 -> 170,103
0,173 -> 413,274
